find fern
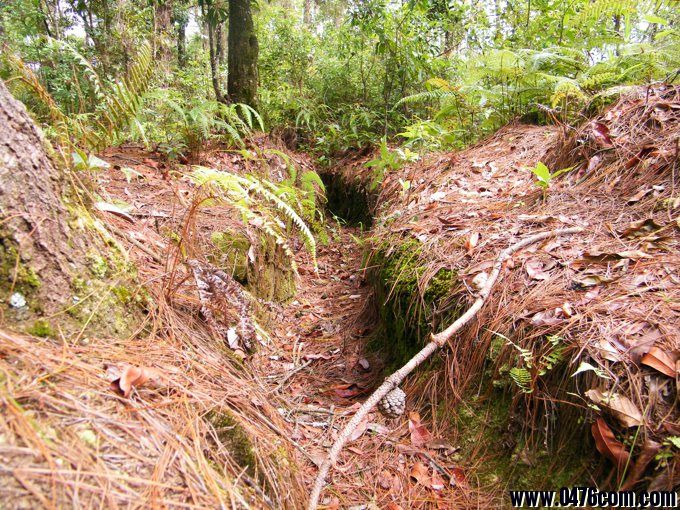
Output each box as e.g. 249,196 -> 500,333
5,41 -> 154,153
510,367 -> 534,394
191,167 -> 318,272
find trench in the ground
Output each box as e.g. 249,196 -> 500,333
320,166 -> 595,491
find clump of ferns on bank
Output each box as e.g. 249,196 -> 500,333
191,166 -> 319,273
5,40 -> 154,155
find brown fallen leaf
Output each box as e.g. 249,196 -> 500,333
621,440 -> 662,490
110,365 -> 162,398
531,308 -> 566,326
591,121 -> 613,146
525,258 -> 550,280
626,188 -> 653,204
332,383 -> 363,398
408,412 -> 432,447
465,232 -> 480,253
591,418 -> 630,471
620,219 -> 663,238
410,461 -> 430,486
95,201 -> 135,223
582,250 -> 652,263
586,389 -> 643,427
641,347 -> 677,378
450,466 -> 467,487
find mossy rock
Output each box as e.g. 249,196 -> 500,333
210,231 -> 251,284
247,236 -> 296,303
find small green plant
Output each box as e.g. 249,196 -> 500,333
528,162 -> 574,194
501,334 -> 567,394
72,149 -> 110,173
365,139 -> 418,191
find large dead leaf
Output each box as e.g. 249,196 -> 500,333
410,461 -> 430,486
591,418 -> 630,471
110,365 -> 162,398
525,258 -> 550,280
586,389 -> 643,427
408,412 -> 432,447
641,347 -> 677,378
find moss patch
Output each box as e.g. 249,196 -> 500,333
207,409 -> 258,477
210,231 -> 251,284
247,236 -> 296,304
0,237 -> 42,296
450,387 -> 590,491
27,319 -> 55,338
367,238 -> 458,368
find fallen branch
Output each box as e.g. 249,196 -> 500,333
307,227 -> 583,510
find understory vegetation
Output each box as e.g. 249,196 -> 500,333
0,0 -> 678,508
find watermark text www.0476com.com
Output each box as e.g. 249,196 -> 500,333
509,487 -> 678,508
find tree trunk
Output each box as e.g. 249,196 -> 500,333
155,0 -> 174,69
216,22 -> 226,64
0,81 -> 85,316
228,0 -> 258,106
303,0 -> 312,25
208,21 -> 226,102
177,17 -> 188,68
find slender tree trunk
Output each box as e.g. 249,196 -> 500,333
303,0 -> 312,25
177,17 -> 187,68
228,0 -> 258,106
208,22 -> 226,102
216,22 -> 226,64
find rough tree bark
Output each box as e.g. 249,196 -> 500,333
228,0 -> 258,106
0,81 -> 88,316
177,17 -> 188,68
154,0 -> 174,70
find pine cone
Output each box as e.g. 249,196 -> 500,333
378,387 -> 406,418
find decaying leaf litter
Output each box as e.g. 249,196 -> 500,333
1,86 -> 678,508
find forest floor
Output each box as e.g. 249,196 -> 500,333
1,86 -> 678,509
92,145 -> 481,509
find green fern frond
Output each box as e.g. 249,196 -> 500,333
191,167 -> 318,271
510,367 -> 534,394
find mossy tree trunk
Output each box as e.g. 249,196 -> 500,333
0,81 -> 88,316
227,0 -> 258,106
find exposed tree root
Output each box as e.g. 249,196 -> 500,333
307,226 -> 584,510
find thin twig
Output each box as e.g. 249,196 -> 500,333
307,227 -> 583,510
